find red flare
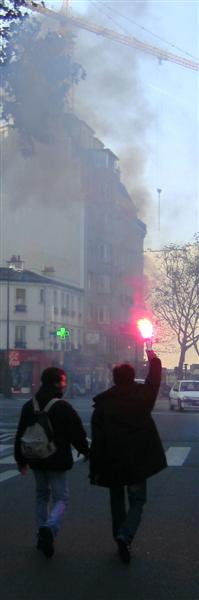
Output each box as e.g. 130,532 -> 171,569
137,318 -> 153,340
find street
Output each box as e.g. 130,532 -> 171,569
0,395 -> 198,600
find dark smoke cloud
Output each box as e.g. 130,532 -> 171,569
73,0 -> 154,219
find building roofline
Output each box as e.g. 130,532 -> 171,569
0,268 -> 83,291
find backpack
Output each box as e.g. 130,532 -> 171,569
20,397 -> 59,460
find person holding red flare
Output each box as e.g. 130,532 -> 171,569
89,336 -> 167,564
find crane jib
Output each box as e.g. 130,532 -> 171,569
26,2 -> 199,72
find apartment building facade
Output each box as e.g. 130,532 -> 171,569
56,116 -> 147,378
0,259 -> 84,394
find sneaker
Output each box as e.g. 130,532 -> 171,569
116,538 -> 131,564
38,526 -> 54,558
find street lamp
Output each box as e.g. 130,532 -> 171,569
4,256 -> 24,398
157,188 -> 162,231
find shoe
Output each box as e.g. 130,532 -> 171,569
38,526 -> 54,558
116,538 -> 131,564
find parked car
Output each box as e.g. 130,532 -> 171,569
169,380 -> 199,411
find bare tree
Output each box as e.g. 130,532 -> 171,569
149,237 -> 199,377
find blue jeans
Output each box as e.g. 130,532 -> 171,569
33,470 -> 69,538
109,481 -> 147,545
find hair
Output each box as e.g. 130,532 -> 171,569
113,363 -> 135,386
41,367 -> 66,387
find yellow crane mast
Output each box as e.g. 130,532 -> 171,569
26,1 -> 199,72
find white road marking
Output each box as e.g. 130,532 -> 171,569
166,446 -> 191,466
0,470 -> 19,482
0,456 -> 15,464
0,449 -> 88,466
0,444 -> 13,454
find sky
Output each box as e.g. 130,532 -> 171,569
47,0 -> 199,251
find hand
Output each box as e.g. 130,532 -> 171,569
77,450 -> 90,462
146,349 -> 157,361
18,465 -> 28,475
83,450 -> 90,462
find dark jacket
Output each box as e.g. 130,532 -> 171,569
14,389 -> 89,471
89,357 -> 167,487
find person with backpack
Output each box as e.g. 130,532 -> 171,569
89,348 -> 167,564
14,367 -> 89,558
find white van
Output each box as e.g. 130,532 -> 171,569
169,380 -> 199,411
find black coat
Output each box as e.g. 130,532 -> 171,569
89,357 -> 167,487
14,391 -> 89,471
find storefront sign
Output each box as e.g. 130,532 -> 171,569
9,350 -> 20,367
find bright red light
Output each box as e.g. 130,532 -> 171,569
137,318 -> 153,339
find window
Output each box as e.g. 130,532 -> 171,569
88,272 -> 94,289
98,243 -> 111,262
61,292 -> 64,308
98,274 -> 110,292
53,289 -> 58,314
61,292 -> 66,315
88,303 -> 94,321
70,295 -> 76,317
66,294 -> 70,312
16,288 -> 26,304
98,306 -> 110,323
181,381 -> 199,392
40,326 -> 44,340
40,289 -> 45,303
77,328 -> 82,347
70,328 -> 74,347
15,326 -> 26,348
173,383 -> 179,391
15,288 -> 26,311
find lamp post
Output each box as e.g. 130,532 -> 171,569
157,188 -> 162,231
4,256 -> 24,398
4,264 -> 11,398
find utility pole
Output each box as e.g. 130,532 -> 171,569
4,256 -> 24,398
157,188 -> 162,231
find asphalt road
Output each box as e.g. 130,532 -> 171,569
0,395 -> 198,600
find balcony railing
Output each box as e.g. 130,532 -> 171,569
15,304 -> 27,312
15,341 -> 26,349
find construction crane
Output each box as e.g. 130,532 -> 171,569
26,1 -> 199,71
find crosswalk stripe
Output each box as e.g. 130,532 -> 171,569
0,443 -> 192,483
0,470 -> 19,482
0,444 -> 13,454
0,456 -> 15,464
166,446 -> 191,466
